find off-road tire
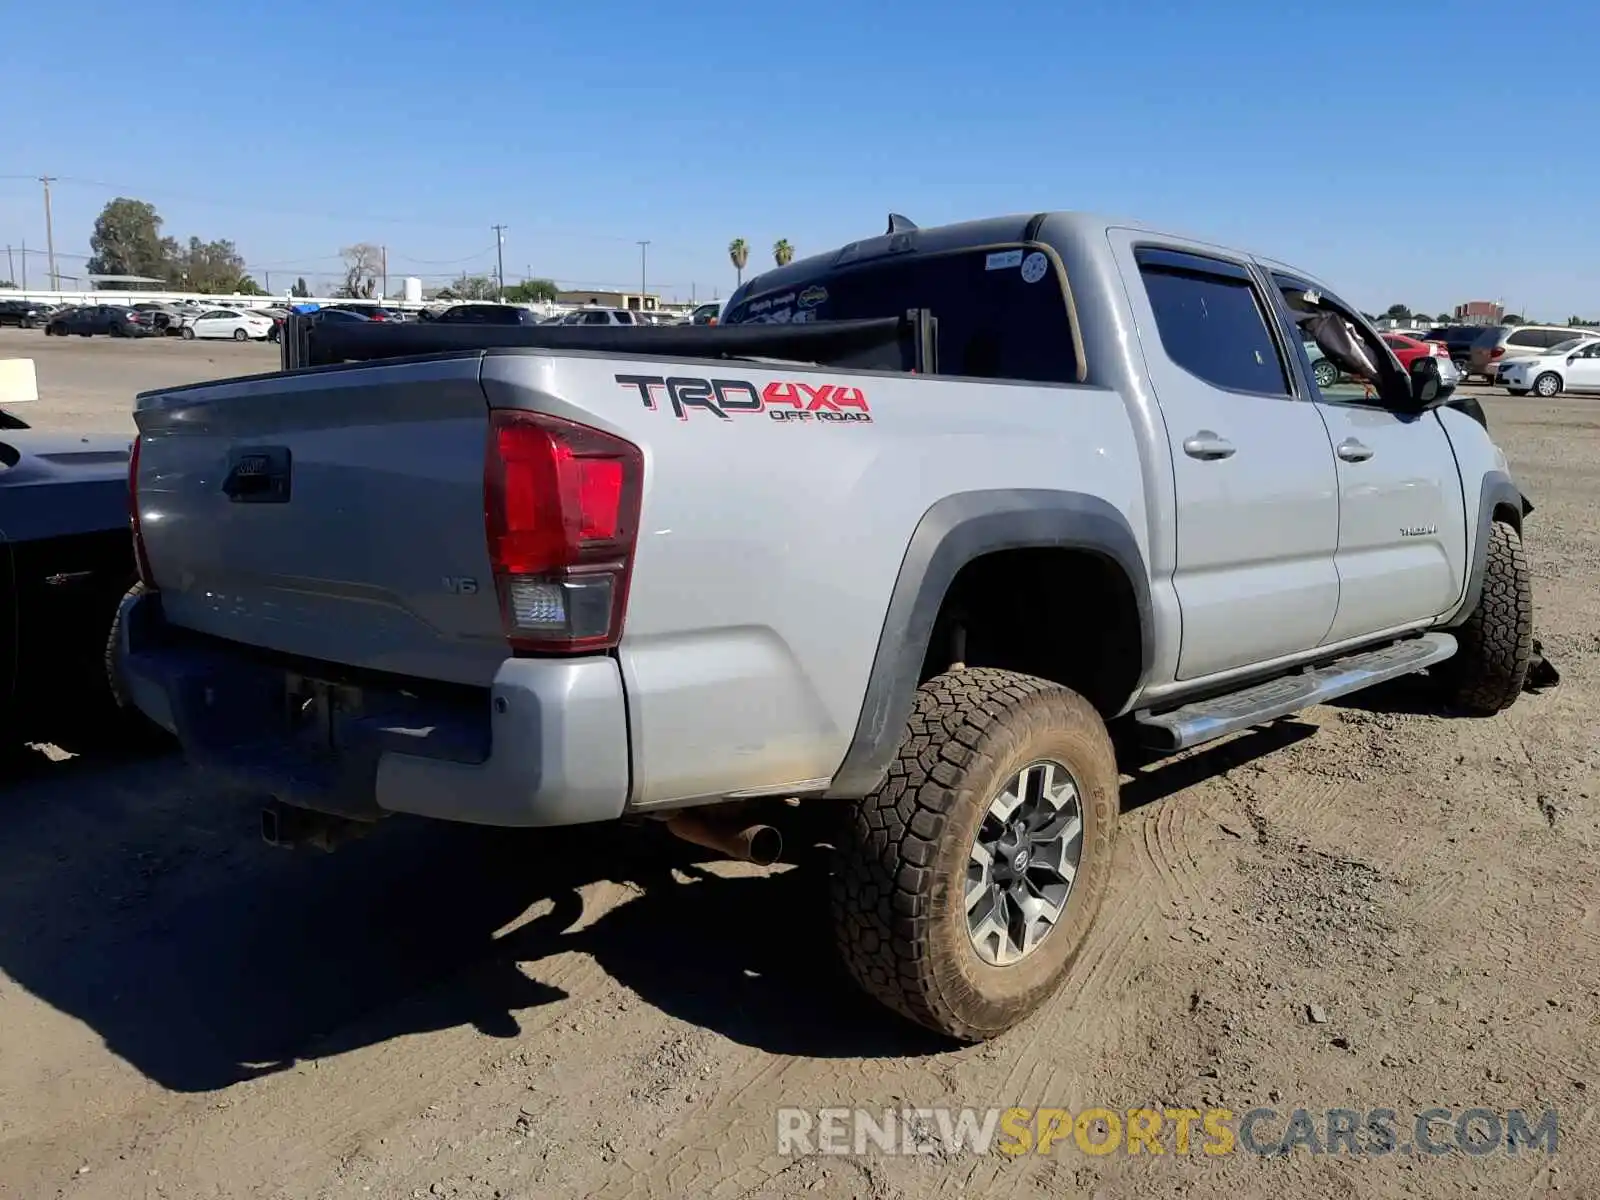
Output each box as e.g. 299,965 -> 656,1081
1439,521 -> 1532,715
831,668 -> 1119,1042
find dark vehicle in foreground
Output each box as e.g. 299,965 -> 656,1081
0,300 -> 51,329
44,305 -> 155,338
0,405 -> 149,745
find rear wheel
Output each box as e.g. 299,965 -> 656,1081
1438,521 -> 1533,715
832,668 -> 1119,1041
1312,359 -> 1338,389
1533,372 -> 1562,398
232,328 -> 248,342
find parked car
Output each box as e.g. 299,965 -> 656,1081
1468,324 -> 1583,382
1381,332 -> 1454,373
325,304 -> 399,322
1497,335 -> 1600,397
554,306 -> 646,326
0,402 -> 155,747
43,305 -> 155,337
690,301 -> 723,326
429,303 -> 543,325
180,307 -> 277,342
119,211 -> 1534,1042
0,299 -> 51,329
1420,324 -> 1500,376
129,303 -> 189,335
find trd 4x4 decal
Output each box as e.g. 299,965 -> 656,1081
615,374 -> 872,423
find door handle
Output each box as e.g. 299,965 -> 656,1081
1182,431 -> 1236,460
1336,438 -> 1374,463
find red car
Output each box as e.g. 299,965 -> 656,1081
1382,333 -> 1452,370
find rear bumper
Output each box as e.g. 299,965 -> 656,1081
117,590 -> 630,828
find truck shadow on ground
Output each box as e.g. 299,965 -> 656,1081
0,752 -> 938,1096
2,713 -> 1338,1095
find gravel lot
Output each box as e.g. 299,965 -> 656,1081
2,332 -> 1596,1199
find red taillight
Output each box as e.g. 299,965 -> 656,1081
483,411 -> 643,653
1490,346 -> 1505,359
129,435 -> 155,586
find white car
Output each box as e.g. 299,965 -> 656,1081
182,307 -> 276,342
1498,335 -> 1600,397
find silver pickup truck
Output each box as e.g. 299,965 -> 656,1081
118,211 -> 1534,1041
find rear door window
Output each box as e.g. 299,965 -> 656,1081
1506,329 -> 1544,347
1138,250 -> 1290,396
723,245 -> 1079,384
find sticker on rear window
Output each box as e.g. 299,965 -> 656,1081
798,285 -> 828,308
986,250 -> 1023,271
1020,252 -> 1049,284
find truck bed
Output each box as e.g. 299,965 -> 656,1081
283,311 -> 934,373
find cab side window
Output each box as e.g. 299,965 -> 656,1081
1273,275 -> 1403,408
1137,248 -> 1290,396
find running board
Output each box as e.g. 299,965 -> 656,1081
1136,633 -> 1457,752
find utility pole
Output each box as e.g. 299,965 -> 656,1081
39,176 -> 58,290
20,240 -> 26,290
381,245 -> 388,299
491,225 -> 507,300
637,240 -> 650,311
5,245 -> 12,285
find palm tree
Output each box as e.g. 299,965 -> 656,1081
773,239 -> 794,267
728,238 -> 749,286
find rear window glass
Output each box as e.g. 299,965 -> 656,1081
1506,329 -> 1545,347
1471,327 -> 1508,347
723,246 -> 1078,384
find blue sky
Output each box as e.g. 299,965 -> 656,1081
2,0 -> 1595,316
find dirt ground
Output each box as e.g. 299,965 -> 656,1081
1,335 -> 1596,1199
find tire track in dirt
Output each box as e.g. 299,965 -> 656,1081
593,793 -> 1229,1200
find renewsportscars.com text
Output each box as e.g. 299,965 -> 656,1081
776,1106 -> 1560,1158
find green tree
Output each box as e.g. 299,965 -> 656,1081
1503,313 -> 1525,324
728,237 -> 749,286
446,272 -> 499,300
291,277 -> 310,298
1384,303 -> 1412,321
503,278 -> 559,303
171,236 -> 254,293
773,239 -> 794,267
0,280 -> 12,290
86,198 -> 177,284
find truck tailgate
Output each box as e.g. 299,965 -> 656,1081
134,356 -> 510,686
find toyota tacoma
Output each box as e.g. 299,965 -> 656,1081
117,211 -> 1535,1040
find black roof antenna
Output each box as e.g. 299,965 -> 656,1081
885,213 -> 918,234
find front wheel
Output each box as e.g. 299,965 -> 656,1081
831,668 -> 1119,1042
1438,521 -> 1533,715
180,326 -> 195,340
1533,372 -> 1562,398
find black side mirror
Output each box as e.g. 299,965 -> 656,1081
1407,355 -> 1452,411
